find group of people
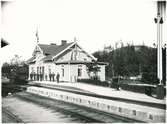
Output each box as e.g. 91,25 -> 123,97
48,72 -> 60,83
30,72 -> 60,83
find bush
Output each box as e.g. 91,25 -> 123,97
118,83 -> 166,96
119,84 -> 145,93
14,78 -> 28,85
2,83 -> 25,97
141,72 -> 158,85
110,77 -> 119,88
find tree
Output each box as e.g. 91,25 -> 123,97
93,42 -> 158,84
86,61 -> 100,80
2,55 -> 29,84
139,47 -> 158,84
10,54 -> 23,65
112,42 -> 127,78
123,44 -> 140,77
2,62 -> 11,78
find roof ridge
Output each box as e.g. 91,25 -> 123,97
38,41 -> 74,46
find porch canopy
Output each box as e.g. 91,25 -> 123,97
54,60 -> 108,65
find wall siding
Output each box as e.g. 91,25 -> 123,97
56,46 -> 93,62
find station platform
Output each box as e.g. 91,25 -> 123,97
28,81 -> 166,107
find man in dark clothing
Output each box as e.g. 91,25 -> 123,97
49,73 -> 52,81
117,77 -> 120,90
30,73 -> 33,81
53,72 -> 55,81
56,73 -> 60,83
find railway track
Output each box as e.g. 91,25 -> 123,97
2,108 -> 24,123
15,92 -> 141,123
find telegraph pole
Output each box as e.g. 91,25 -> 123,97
154,1 -> 166,99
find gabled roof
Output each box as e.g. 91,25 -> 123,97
38,42 -> 74,55
27,41 -> 97,64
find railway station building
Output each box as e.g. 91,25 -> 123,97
27,40 -> 107,82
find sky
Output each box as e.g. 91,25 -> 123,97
1,0 -> 166,63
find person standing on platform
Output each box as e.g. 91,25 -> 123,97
56,73 -> 60,83
49,73 -> 52,81
53,72 -> 55,82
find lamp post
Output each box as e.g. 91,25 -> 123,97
154,1 -> 166,99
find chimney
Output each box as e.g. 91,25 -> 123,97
50,43 -> 57,45
61,40 -> 67,45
